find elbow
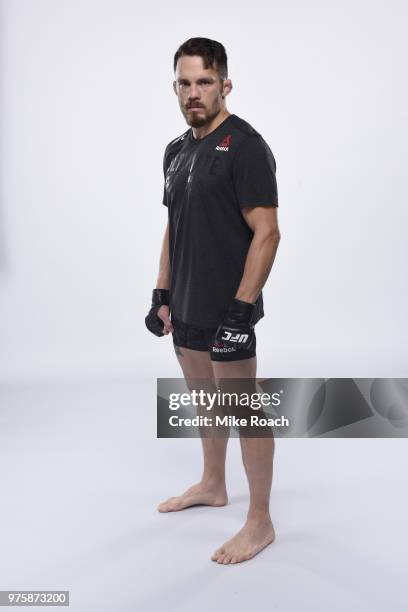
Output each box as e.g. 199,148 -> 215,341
252,223 -> 281,243
265,227 -> 281,243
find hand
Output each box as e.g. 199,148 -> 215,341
157,305 -> 174,335
212,298 -> 256,352
145,289 -> 173,337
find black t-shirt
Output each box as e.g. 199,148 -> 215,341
162,113 -> 278,328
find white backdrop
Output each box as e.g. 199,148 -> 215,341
1,0 -> 407,382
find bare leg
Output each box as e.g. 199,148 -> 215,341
211,356 -> 276,564
157,345 -> 229,512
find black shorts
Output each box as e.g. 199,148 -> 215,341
171,315 -> 256,362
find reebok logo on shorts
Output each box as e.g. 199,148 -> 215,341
215,135 -> 231,151
212,342 -> 237,353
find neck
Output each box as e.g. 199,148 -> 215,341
192,109 -> 231,140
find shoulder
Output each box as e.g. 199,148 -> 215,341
230,115 -> 276,169
229,114 -> 263,139
230,115 -> 272,152
163,129 -> 190,167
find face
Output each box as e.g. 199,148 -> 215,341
173,55 -> 232,128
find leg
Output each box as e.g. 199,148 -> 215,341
157,345 -> 229,512
211,356 -> 276,564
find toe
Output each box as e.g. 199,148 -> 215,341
160,503 -> 174,512
170,499 -> 183,510
223,555 -> 232,564
211,547 -> 225,561
157,497 -> 175,511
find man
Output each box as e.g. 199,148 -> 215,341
146,37 -> 281,564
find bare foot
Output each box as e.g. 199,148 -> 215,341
157,481 -> 228,512
211,516 -> 275,564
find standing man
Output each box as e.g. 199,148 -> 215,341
146,37 -> 281,564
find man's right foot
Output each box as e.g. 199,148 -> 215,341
157,481 -> 228,512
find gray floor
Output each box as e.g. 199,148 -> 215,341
0,380 -> 407,612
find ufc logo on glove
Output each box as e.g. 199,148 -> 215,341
221,331 -> 249,343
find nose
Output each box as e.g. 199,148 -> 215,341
187,83 -> 200,100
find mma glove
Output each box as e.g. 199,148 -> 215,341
145,289 -> 170,337
212,298 -> 257,351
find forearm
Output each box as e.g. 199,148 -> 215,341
156,223 -> 171,289
235,229 -> 280,303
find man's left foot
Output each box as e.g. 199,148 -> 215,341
211,516 -> 275,564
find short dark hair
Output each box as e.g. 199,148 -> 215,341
173,37 -> 228,79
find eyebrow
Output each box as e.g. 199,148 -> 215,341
176,77 -> 216,83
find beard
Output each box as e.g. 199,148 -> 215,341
187,113 -> 208,128
181,104 -> 220,128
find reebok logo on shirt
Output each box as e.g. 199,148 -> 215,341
215,135 -> 231,151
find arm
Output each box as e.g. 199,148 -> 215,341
235,206 -> 281,303
155,221 -> 173,334
156,221 -> 171,290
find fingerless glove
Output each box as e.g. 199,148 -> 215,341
212,298 -> 256,351
145,289 -> 170,337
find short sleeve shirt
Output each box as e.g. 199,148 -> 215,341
163,113 -> 278,328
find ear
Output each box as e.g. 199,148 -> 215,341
172,80 -> 178,95
222,79 -> 233,98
